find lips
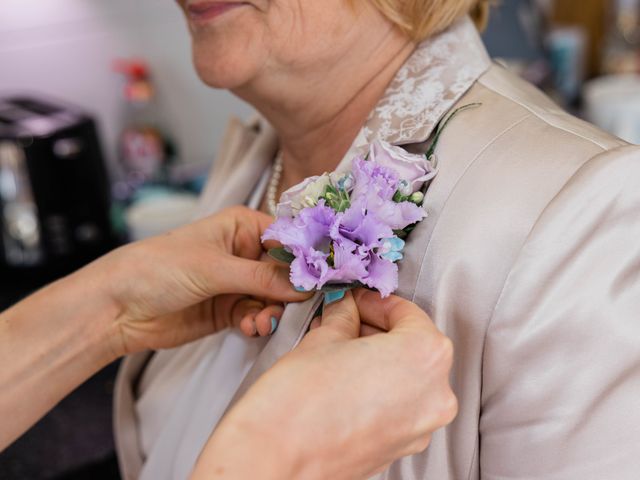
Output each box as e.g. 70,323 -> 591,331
186,1 -> 246,24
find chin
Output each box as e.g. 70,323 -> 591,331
190,25 -> 265,90
193,50 -> 256,89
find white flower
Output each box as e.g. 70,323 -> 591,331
276,173 -> 333,217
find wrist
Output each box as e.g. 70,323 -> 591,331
57,257 -> 127,363
192,400 -> 300,480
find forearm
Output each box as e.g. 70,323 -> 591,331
190,411 -> 296,480
0,262 -> 120,450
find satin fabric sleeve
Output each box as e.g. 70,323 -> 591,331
479,145 -> 640,479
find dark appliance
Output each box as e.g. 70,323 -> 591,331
0,95 -> 115,299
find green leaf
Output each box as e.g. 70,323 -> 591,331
393,229 -> 409,240
335,198 -> 351,212
268,247 -> 295,264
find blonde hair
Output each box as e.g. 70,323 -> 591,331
370,0 -> 491,41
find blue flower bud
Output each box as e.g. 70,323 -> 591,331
388,237 -> 405,252
381,251 -> 404,262
380,236 -> 405,261
337,173 -> 355,192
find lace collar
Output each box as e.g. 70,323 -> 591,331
334,16 -> 491,172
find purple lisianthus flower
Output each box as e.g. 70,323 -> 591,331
262,199 -> 336,256
263,200 -> 367,290
367,195 -> 426,230
349,159 -> 427,231
289,242 -> 370,291
368,140 -> 437,193
336,195 -> 394,249
362,253 -> 398,298
329,242 -> 370,283
289,248 -> 331,291
351,156 -> 399,202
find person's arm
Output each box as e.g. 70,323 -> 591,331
0,206 -> 308,451
0,264 -> 119,450
191,289 -> 457,480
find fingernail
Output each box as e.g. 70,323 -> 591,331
324,289 -> 346,306
269,316 -> 279,335
294,286 -> 307,292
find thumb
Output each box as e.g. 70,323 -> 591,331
213,256 -> 310,303
318,290 -> 360,341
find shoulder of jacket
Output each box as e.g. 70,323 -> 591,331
195,113 -> 272,216
559,143 -> 640,195
208,114 -> 264,176
475,63 -> 627,153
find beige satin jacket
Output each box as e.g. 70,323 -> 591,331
114,17 -> 640,480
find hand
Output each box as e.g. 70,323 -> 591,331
191,290 -> 457,480
0,206 -> 309,450
93,206 -> 309,356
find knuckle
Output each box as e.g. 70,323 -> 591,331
413,434 -> 432,454
327,308 -> 356,326
226,205 -> 246,216
437,336 -> 454,366
424,334 -> 454,370
438,389 -> 459,426
386,295 -> 409,314
402,434 -> 432,457
255,262 -> 278,290
415,387 -> 457,439
401,331 -> 452,367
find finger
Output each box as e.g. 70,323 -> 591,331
214,257 -> 311,302
239,314 -> 257,337
359,323 -> 385,337
229,207 -> 279,258
404,433 -> 433,456
231,298 -> 265,331
309,316 -> 322,330
352,289 -> 436,334
369,462 -> 393,478
255,304 -> 284,336
261,238 -> 285,253
320,290 -> 360,340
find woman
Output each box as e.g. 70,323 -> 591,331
0,207 -> 456,480
116,0 -> 640,479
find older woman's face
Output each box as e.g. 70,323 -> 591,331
176,0 -> 377,89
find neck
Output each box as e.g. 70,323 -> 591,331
233,30 -> 415,191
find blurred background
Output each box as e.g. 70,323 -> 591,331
1,0 -> 638,478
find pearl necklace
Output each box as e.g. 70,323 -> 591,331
266,151 -> 284,217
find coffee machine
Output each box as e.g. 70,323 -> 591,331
0,95 -> 115,296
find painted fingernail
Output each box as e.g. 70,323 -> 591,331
324,289 -> 346,306
269,316 -> 279,335
294,286 -> 307,292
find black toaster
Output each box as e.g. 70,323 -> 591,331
0,95 -> 116,296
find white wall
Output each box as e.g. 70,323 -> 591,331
0,0 -> 253,173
